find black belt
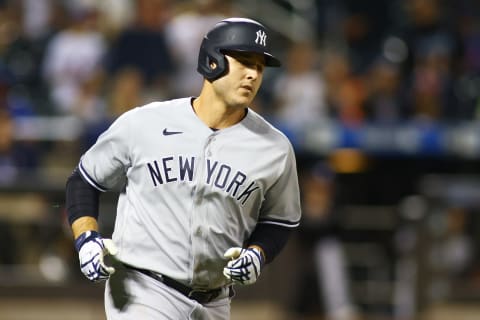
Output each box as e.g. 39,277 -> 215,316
124,264 -> 229,304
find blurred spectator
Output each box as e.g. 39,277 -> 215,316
271,41 -> 329,133
80,67 -> 145,151
104,0 -> 174,100
340,0 -> 395,74
0,1 -> 53,114
0,64 -> 40,179
396,0 -> 464,121
0,0 -> 20,56
441,207 -> 474,277
426,206 -> 475,302
107,67 -> 145,117
90,0 -> 135,39
457,4 -> 480,73
20,0 -> 54,41
363,58 -> 407,123
291,162 -> 358,320
42,1 -> 107,115
0,109 -> 40,183
408,43 -> 457,121
164,0 -> 233,97
452,0 -> 480,120
0,109 -> 19,183
71,68 -> 107,143
0,63 -> 36,118
322,49 -> 366,126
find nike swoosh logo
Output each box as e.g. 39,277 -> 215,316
163,128 -> 183,136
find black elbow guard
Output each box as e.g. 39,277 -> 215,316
65,167 -> 100,225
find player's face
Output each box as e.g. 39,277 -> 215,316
212,51 -> 265,108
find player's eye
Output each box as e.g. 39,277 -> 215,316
239,58 -> 264,72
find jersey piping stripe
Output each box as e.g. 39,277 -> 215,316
258,218 -> 300,228
79,162 -> 108,192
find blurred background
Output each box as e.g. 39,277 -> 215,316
1,0 -> 480,319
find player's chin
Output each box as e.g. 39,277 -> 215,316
234,92 -> 255,107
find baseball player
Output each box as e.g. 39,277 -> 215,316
65,17 -> 301,320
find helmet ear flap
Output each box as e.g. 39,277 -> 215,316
197,41 -> 228,81
208,50 -> 229,80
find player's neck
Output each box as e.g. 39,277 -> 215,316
192,91 -> 247,130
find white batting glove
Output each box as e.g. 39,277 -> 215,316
223,247 -> 264,285
74,231 -> 118,282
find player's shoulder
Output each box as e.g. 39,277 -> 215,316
138,97 -> 191,112
245,109 -> 293,149
120,97 -> 191,118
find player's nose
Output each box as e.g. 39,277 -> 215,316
245,66 -> 261,81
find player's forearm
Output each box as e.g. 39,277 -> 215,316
247,224 -> 292,264
66,167 -> 101,234
71,216 -> 99,239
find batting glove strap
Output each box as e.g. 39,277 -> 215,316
74,230 -> 101,252
223,247 -> 264,285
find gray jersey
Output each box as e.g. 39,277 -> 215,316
79,97 -> 301,289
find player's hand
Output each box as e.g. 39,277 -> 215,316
223,247 -> 264,285
74,231 -> 118,282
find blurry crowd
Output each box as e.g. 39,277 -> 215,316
0,0 -> 479,177
0,1 -> 479,318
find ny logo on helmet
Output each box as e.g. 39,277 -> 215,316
255,30 -> 267,47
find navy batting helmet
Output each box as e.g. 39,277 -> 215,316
197,17 -> 281,81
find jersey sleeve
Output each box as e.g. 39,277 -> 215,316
259,143 -> 301,228
79,110 -> 134,191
